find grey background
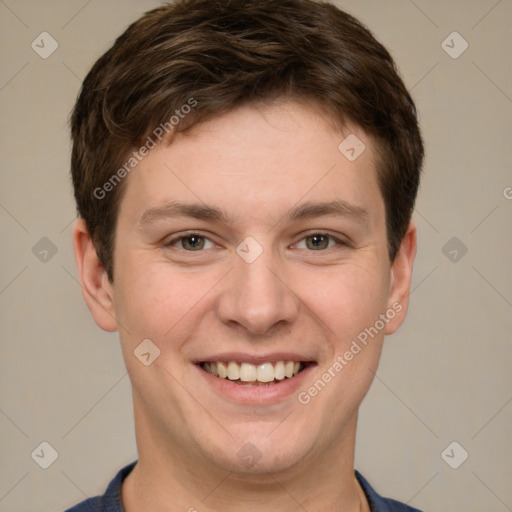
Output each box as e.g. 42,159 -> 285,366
1,1 -> 511,511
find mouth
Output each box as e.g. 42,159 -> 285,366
200,360 -> 310,386
193,352 -> 317,404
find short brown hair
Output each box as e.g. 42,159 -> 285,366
70,0 -> 424,281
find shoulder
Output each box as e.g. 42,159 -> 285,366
355,471 -> 424,512
65,496 -> 103,512
64,462 -> 136,512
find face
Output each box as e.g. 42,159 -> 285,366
75,100 -> 415,476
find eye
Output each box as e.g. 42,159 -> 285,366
294,233 -> 344,251
165,233 -> 216,251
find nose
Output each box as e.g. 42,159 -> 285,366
216,248 -> 299,336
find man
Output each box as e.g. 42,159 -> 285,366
67,0 -> 424,510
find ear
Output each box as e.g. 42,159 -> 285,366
384,221 -> 417,335
73,218 -> 118,332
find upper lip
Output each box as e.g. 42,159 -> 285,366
194,352 -> 316,365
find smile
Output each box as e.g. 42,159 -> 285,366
201,361 -> 306,385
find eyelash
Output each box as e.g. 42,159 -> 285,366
164,232 -> 347,252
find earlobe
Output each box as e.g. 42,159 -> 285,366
73,218 -> 118,332
384,221 -> 417,335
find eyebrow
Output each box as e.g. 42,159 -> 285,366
138,202 -> 226,227
138,199 -> 369,229
285,200 -> 368,225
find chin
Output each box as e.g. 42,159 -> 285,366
201,427 -> 315,476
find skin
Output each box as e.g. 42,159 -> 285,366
74,99 -> 416,512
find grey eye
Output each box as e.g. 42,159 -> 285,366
305,234 -> 331,250
180,235 -> 206,250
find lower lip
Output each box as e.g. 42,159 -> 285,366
194,364 -> 315,405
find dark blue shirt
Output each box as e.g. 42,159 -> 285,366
65,462 -> 423,511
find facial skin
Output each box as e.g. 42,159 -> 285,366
74,99 -> 416,512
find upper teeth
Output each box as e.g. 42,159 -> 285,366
202,361 -> 303,382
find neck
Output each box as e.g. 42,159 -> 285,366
122,401 -> 368,512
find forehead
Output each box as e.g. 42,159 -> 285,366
117,100 -> 384,229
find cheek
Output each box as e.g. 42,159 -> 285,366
114,276 -> 166,338
296,264 -> 389,426
113,245 -> 391,350
113,258 -> 223,343
299,261 -> 391,342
